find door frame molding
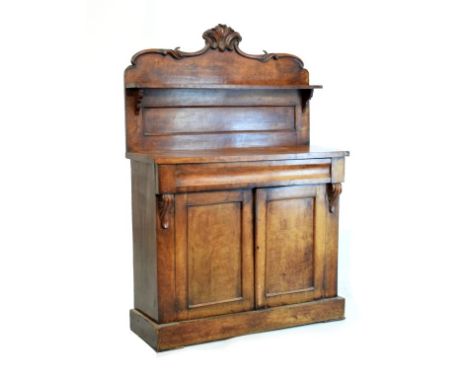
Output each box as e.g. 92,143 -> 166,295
255,184 -> 327,308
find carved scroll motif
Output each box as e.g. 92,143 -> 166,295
131,24 -> 304,68
202,24 -> 242,51
327,183 -> 342,213
158,194 -> 174,229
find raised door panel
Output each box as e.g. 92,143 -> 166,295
255,185 -> 327,308
175,190 -> 254,320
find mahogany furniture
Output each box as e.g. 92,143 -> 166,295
125,24 -> 349,351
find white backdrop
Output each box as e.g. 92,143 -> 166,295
1,0 -> 467,380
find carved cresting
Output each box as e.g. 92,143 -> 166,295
130,24 -> 304,68
202,24 -> 241,51
327,183 -> 342,213
158,194 -> 174,229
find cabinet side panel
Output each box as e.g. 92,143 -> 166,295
324,199 -> 340,297
131,160 -> 158,320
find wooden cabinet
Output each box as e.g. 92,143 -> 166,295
126,25 -> 349,351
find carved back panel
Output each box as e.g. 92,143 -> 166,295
125,25 -> 315,152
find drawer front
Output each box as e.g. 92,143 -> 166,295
158,159 -> 331,193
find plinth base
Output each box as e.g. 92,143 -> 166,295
130,297 -> 345,351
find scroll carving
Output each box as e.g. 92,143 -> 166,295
158,194 -> 174,229
327,183 -> 342,213
131,24 -> 304,68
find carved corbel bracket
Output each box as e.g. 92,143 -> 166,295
327,183 -> 342,213
158,194 -> 174,229
135,89 -> 144,115
301,88 -> 314,111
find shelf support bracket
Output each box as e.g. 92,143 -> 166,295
135,89 -> 145,114
327,183 -> 342,213
301,88 -> 314,110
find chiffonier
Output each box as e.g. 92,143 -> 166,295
125,24 -> 349,351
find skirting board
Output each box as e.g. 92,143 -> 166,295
130,296 -> 345,351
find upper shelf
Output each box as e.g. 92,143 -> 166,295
125,84 -> 323,90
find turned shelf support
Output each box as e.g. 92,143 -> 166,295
327,183 -> 342,213
158,194 -> 174,229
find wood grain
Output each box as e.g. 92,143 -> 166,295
130,160 -> 158,320
156,193 -> 177,323
130,297 -> 345,351
187,202 -> 242,306
125,46 -> 308,87
143,106 -> 295,135
174,190 -> 254,320
170,160 -> 331,193
256,185 -> 328,308
265,197 -> 315,294
126,146 -> 349,165
324,197 -> 340,298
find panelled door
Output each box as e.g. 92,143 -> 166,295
255,185 -> 327,308
174,190 -> 254,320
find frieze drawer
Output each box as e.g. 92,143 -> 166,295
157,159 -> 332,193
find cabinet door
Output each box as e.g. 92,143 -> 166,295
255,185 -> 327,308
174,190 -> 254,320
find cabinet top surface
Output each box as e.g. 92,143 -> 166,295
126,146 -> 349,165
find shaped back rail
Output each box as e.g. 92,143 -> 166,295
125,24 -> 318,152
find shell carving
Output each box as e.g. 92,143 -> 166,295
202,24 -> 242,51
